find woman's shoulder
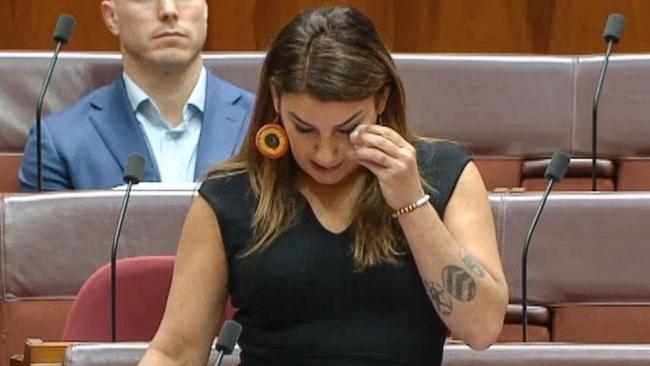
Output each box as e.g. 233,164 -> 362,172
198,171 -> 256,261
200,170 -> 249,191
414,139 -> 471,172
198,170 -> 253,207
414,139 -> 473,215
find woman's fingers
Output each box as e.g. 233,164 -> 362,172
350,124 -> 412,160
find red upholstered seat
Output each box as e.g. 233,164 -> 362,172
62,256 -> 234,342
62,256 -> 175,342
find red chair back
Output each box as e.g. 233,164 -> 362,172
62,256 -> 175,341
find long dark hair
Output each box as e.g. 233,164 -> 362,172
210,6 -> 420,270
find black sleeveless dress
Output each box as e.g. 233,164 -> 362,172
199,141 -> 471,366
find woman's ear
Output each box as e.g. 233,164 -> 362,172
375,86 -> 390,115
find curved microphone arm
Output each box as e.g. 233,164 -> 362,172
521,178 -> 555,342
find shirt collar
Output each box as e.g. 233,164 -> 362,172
122,66 -> 207,114
186,66 -> 206,114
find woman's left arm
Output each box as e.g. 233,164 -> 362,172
399,161 -> 508,350
349,126 -> 508,349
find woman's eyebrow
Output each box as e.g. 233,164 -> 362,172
288,110 -> 364,128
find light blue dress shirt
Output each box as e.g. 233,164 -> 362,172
122,67 -> 206,182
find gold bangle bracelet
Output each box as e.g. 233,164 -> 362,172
392,194 -> 431,218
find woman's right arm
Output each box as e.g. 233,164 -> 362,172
139,195 -> 229,366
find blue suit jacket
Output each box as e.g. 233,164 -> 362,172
19,71 -> 255,190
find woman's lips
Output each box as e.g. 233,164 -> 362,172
311,161 -> 343,172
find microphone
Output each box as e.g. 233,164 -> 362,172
53,15 -> 76,44
591,13 -> 624,191
521,151 -> 570,342
36,14 -> 76,191
110,154 -> 145,342
214,320 -> 243,366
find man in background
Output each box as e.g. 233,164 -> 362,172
19,0 -> 254,190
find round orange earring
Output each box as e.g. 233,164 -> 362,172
255,117 -> 289,159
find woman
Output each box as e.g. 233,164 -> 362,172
140,6 -> 508,366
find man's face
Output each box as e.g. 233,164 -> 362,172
102,0 -> 208,70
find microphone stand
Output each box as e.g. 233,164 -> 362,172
591,40 -> 614,192
521,151 -> 569,342
521,178 -> 555,342
110,154 -> 144,342
35,41 -> 64,191
591,13 -> 624,191
110,179 -> 136,342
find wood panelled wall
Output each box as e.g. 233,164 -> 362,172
2,0 -> 650,54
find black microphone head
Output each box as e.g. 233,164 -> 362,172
603,13 -> 625,44
123,154 -> 145,184
215,320 -> 242,355
544,151 -> 571,182
53,14 -> 76,44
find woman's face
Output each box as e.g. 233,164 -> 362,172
276,92 -> 384,186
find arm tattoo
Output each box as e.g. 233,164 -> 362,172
442,265 -> 477,302
423,280 -> 453,317
462,253 -> 486,278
